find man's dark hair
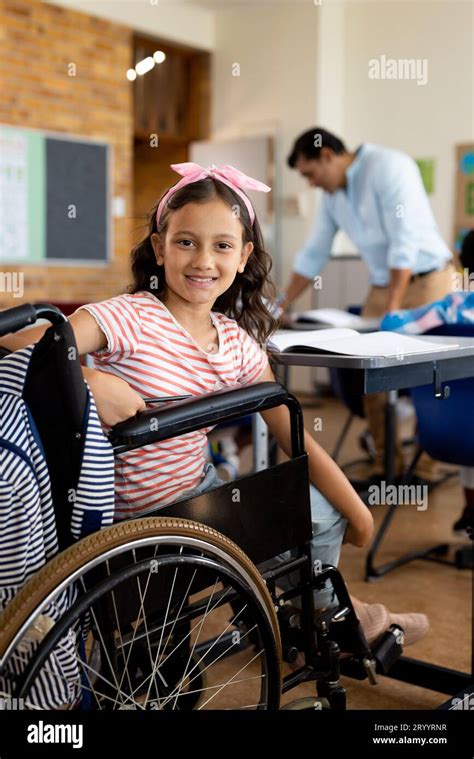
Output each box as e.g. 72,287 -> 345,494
287,128 -> 346,168
460,230 -> 474,276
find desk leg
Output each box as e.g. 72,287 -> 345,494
274,362 -> 289,387
384,390 -> 397,485
365,390 -> 398,580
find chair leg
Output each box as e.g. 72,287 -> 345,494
365,447 -> 424,580
400,446 -> 423,486
332,411 -> 353,463
365,447 -> 462,579
333,414 -> 375,475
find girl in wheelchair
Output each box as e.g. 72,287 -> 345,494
2,162 -> 428,651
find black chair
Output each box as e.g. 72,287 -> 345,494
366,323 -> 474,579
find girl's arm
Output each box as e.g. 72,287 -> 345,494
0,310 -> 146,425
0,323 -> 50,352
0,309 -> 106,354
257,364 -> 374,548
70,312 -> 145,423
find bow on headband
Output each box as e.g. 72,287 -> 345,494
155,162 -> 271,226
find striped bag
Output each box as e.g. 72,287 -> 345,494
0,344 -> 115,708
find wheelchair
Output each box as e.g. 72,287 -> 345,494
0,303 -> 405,711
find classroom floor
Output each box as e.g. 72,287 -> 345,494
232,392 -> 473,710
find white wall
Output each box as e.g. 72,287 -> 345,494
211,3 -> 323,391
343,0 -> 474,247
314,0 -> 357,256
45,0 -> 216,51
211,3 -> 321,288
210,0 -> 474,272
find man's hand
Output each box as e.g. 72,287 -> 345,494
278,272 -> 313,314
387,267 -> 412,312
83,367 -> 146,426
278,312 -> 294,329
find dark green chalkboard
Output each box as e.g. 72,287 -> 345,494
0,124 -> 110,265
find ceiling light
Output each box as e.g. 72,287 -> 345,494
135,56 -> 155,76
126,68 -> 137,81
153,51 -> 166,64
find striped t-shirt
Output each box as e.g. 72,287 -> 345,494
77,291 -> 269,519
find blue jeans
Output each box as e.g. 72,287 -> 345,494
181,462 -> 347,609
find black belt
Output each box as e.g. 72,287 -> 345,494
373,264 -> 451,288
410,267 -> 441,282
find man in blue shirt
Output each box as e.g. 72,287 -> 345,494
280,128 -> 455,485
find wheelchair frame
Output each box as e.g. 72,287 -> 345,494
0,303 -> 404,711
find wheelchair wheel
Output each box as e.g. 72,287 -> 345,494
0,517 -> 281,710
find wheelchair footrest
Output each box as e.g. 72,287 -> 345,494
339,625 -> 404,681
372,625 -> 404,675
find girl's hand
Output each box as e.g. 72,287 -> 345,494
83,367 -> 146,426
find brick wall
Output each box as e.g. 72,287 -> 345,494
0,0 -> 134,310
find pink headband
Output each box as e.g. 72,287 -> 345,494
155,162 -> 271,227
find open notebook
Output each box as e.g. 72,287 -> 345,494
291,308 -> 380,331
268,328 -> 459,358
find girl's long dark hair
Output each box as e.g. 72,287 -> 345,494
128,178 -> 278,346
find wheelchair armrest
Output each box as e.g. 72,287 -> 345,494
0,302 -> 67,337
109,381 -> 305,459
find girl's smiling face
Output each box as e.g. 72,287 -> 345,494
151,198 -> 253,307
